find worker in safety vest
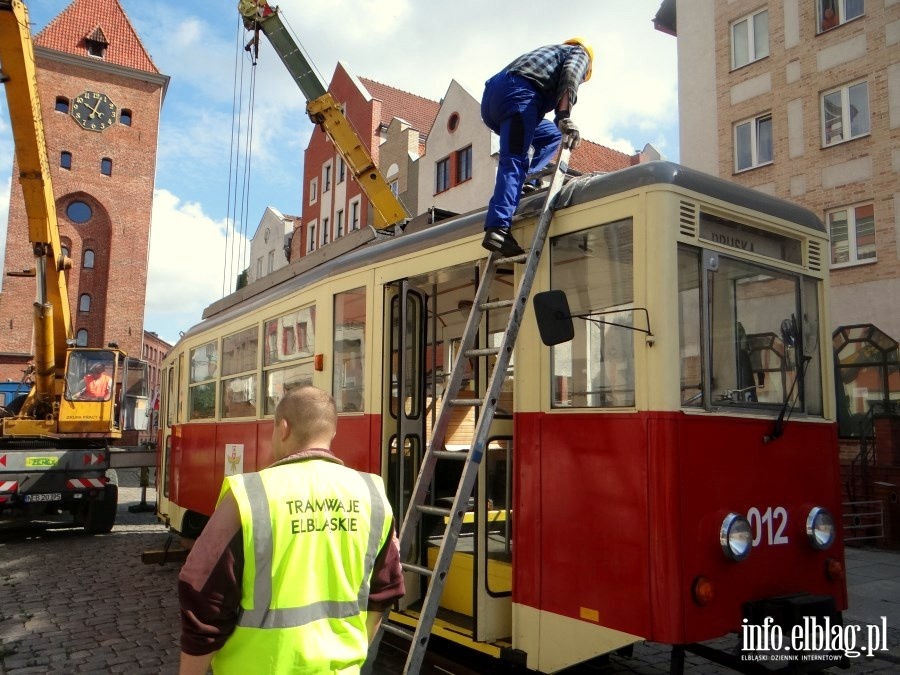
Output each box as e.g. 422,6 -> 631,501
76,363 -> 112,400
178,386 -> 404,674
480,38 -> 593,257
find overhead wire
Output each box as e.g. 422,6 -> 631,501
222,17 -> 244,296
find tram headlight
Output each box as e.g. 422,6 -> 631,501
806,507 -> 835,550
720,513 -> 752,561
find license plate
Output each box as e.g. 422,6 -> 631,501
24,493 -> 62,503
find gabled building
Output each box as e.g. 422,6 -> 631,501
247,207 -> 296,285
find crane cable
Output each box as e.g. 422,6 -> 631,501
222,18 -> 258,296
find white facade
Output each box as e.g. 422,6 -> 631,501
247,207 -> 294,285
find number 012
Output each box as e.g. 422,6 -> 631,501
747,506 -> 789,546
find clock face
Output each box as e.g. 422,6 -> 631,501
71,91 -> 117,132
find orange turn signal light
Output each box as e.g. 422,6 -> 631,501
826,557 -> 844,582
692,576 -> 714,606
314,354 -> 324,371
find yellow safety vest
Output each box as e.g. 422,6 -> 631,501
211,459 -> 393,674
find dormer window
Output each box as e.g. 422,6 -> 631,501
84,26 -> 108,59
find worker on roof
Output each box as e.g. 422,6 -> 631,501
178,386 -> 404,675
480,38 -> 593,257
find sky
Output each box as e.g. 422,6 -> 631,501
0,0 -> 679,345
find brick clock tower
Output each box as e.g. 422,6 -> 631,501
0,0 -> 168,381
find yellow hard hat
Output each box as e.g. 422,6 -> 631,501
564,37 -> 594,81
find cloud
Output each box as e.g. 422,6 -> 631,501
145,189 -> 248,344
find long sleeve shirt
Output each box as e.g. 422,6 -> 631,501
178,448 -> 405,656
505,43 -> 590,113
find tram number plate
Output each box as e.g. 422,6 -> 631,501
24,493 -> 62,503
748,506 -> 789,546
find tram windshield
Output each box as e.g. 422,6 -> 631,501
678,246 -> 823,414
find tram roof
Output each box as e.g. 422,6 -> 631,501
187,161 -> 823,343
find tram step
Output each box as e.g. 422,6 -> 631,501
463,347 -> 500,358
401,562 -> 434,578
417,504 -> 452,518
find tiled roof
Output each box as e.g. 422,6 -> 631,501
570,139 -> 635,174
35,0 -> 159,74
359,77 -> 440,135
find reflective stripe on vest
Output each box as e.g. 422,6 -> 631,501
236,471 -> 387,630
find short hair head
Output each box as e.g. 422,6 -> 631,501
274,385 -> 337,450
90,363 -> 106,374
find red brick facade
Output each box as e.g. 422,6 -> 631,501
0,0 -> 167,380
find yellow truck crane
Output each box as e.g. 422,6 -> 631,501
238,0 -> 409,231
0,0 -> 147,533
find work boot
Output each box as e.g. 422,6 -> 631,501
482,227 -> 525,257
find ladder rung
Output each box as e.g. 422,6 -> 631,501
382,622 -> 415,641
480,299 -> 514,311
495,252 -> 528,264
401,562 -> 434,578
417,504 -> 452,518
464,347 -> 500,358
432,450 -> 468,461
449,398 -> 481,406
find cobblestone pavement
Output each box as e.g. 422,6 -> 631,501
1,473 -> 898,674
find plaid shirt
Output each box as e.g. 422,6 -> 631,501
505,44 -> 590,111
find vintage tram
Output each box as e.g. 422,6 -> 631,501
156,161 -> 846,673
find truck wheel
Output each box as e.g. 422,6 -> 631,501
84,484 -> 118,535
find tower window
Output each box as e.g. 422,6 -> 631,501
120,109 -> 133,126
55,97 -> 70,113
83,249 -> 95,269
60,151 -> 72,170
76,329 -> 89,346
101,158 -> 112,176
79,294 -> 91,312
67,200 -> 92,223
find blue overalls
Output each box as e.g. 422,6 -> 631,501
480,71 -> 562,230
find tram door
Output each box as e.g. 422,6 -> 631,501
383,280 -> 427,611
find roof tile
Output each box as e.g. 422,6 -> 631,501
359,77 -> 440,135
570,139 -> 635,174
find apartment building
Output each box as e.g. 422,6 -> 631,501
247,207 -> 296,285
655,0 -> 900,441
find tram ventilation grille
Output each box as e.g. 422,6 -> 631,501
808,240 -> 822,272
679,201 -> 698,238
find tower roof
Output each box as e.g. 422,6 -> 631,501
35,0 -> 160,74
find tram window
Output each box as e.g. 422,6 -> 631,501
334,288 -> 367,412
167,365 -> 177,426
264,362 -> 314,415
678,248 -> 703,406
485,438 -> 513,591
189,382 -> 216,420
222,326 -> 258,376
222,374 -> 258,418
189,341 -> 218,420
265,306 -> 316,365
549,219 -> 635,408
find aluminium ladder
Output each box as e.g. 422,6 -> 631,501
382,134 -> 576,674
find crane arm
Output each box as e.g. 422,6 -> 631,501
0,0 -> 73,399
238,3 -> 409,230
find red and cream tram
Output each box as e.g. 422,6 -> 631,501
156,162 -> 846,673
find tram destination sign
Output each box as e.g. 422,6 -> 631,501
699,212 -> 802,265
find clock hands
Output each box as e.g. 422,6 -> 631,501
86,98 -> 105,120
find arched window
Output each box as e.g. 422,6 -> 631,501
79,294 -> 91,312
100,157 -> 112,176
55,96 -> 70,113
60,151 -> 72,170
61,245 -> 70,258
119,109 -> 133,126
83,249 -> 95,269
76,329 -> 88,346
833,324 -> 900,438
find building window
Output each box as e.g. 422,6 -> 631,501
447,112 -> 460,132
350,199 -> 360,231
731,9 -> 769,69
819,0 -> 864,33
67,200 -> 93,223
79,294 -> 91,312
55,97 -> 70,113
435,157 -> 450,193
267,250 -> 275,273
120,109 -> 133,126
822,81 -> 869,146
323,162 -> 332,193
100,157 -> 112,176
60,151 -> 72,170
828,203 -> 875,266
307,222 -> 317,253
309,178 -> 318,204
734,113 -> 773,172
336,209 -> 344,237
456,145 -> 472,183
76,329 -> 89,346
83,249 -> 95,268
86,39 -> 107,59
337,157 -> 345,183
61,244 -> 70,258
390,180 -> 399,196
322,217 -> 330,245
256,257 -> 263,278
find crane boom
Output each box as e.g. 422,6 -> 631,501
239,3 -> 409,230
0,0 -> 72,398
